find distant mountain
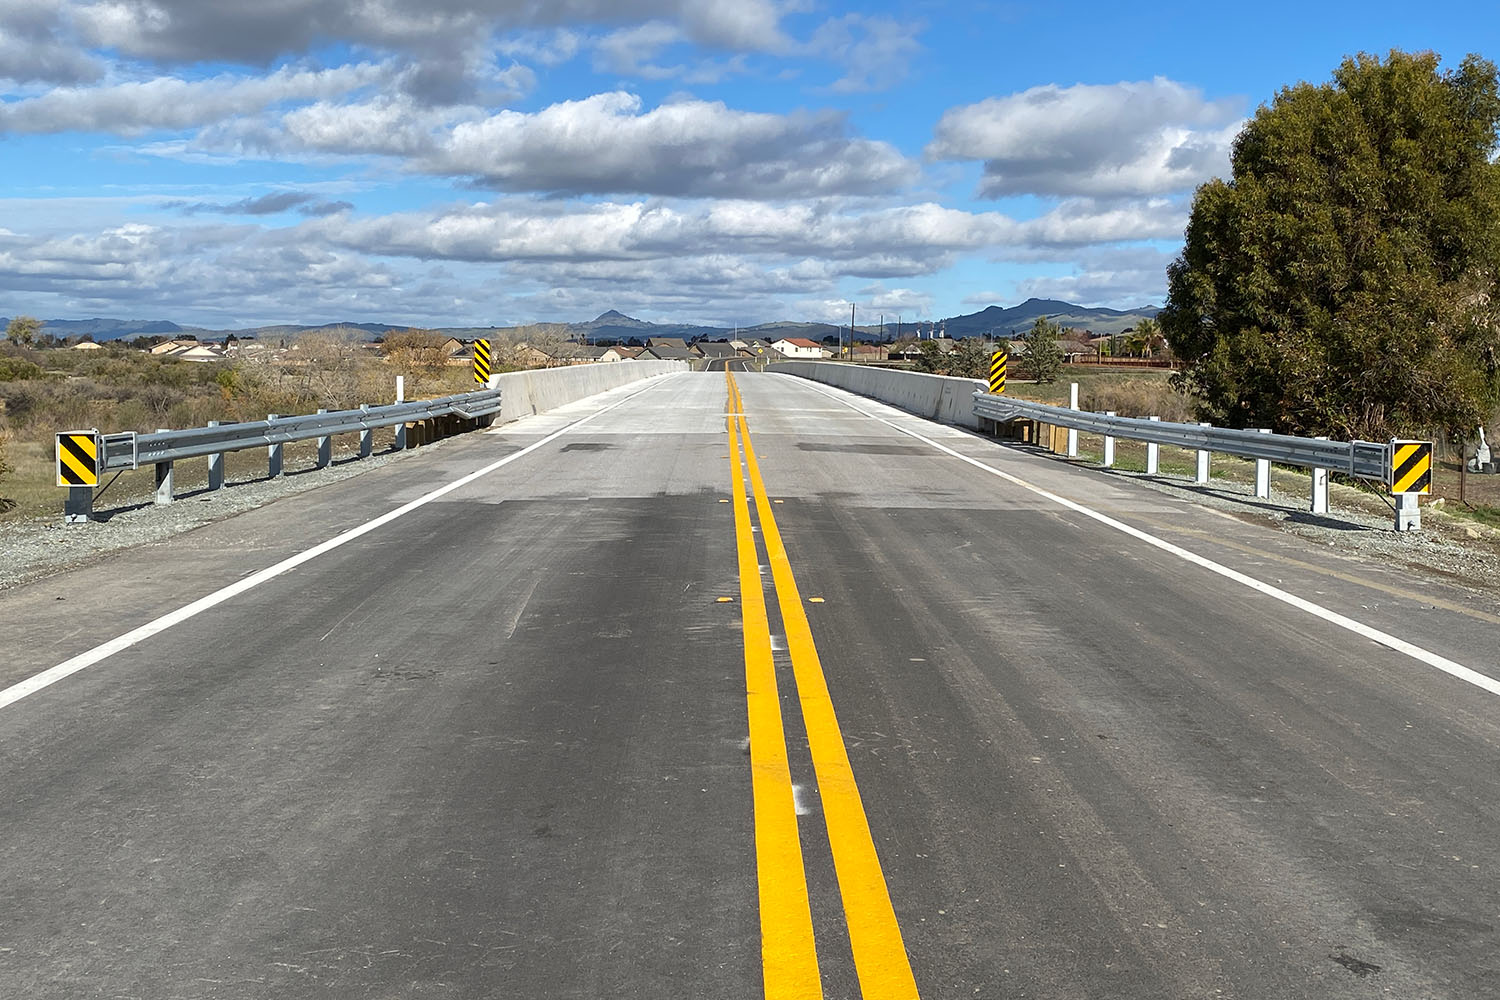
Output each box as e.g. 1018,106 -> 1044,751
941,298 -> 1161,339
4,317 -> 190,340
3,298 -> 1162,346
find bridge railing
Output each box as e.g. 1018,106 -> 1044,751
61,386 -> 504,523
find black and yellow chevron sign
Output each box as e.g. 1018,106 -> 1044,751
473,338 -> 492,384
1389,440 -> 1433,495
56,432 -> 99,487
988,349 -> 1008,394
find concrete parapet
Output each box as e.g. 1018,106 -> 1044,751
770,362 -> 987,429
495,361 -> 690,425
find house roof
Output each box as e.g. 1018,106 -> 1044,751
645,337 -> 687,350
695,342 -> 737,358
777,337 -> 823,349
641,345 -> 695,360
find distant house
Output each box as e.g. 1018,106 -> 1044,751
851,344 -> 889,362
695,342 -> 738,360
70,341 -> 104,351
644,337 -> 689,351
771,337 -> 825,359
640,344 -> 696,361
148,339 -> 200,355
169,344 -> 228,363
600,346 -> 643,362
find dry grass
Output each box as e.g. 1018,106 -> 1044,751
1009,368 -> 1196,421
0,336 -> 478,521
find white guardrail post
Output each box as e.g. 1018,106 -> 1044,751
154,427 -> 173,505
1102,412 -> 1116,468
207,421 -> 224,491
394,377 -> 407,451
267,414 -> 284,478
1195,423 -> 1211,484
359,405 -> 373,458
1145,416 -> 1160,474
1254,429 -> 1271,498
1311,436 -> 1330,513
1067,383 -> 1079,458
316,409 -> 331,468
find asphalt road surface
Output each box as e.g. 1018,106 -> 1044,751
3,370 -> 1499,999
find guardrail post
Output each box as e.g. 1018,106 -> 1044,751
64,486 -> 94,524
1311,437 -> 1330,513
393,379 -> 407,451
154,427 -> 173,505
1395,492 -> 1421,531
207,421 -> 224,491
1066,383 -> 1079,458
1146,416 -> 1160,475
1254,429 -> 1271,498
315,409 -> 331,468
1102,412 -> 1116,468
267,414 -> 283,478
1195,423 -> 1211,484
359,405 -> 373,458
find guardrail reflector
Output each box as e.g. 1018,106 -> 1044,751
474,338 -> 492,384
56,431 -> 99,487
988,349 -> 1007,394
1389,440 -> 1433,495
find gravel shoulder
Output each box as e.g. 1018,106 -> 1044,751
1073,448 -> 1500,604
0,447 -> 405,592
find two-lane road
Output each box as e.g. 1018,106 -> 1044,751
3,370 -> 1498,998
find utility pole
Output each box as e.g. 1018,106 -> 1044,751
849,302 -> 855,361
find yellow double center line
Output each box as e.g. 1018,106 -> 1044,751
727,371 -> 921,1000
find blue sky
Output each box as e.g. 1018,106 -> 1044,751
1,0 -> 1495,330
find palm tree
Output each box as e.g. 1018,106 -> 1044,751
1125,317 -> 1165,358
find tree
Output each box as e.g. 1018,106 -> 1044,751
912,339 -> 943,373
383,329 -> 455,393
1162,50 -> 1500,440
949,338 -> 992,380
1021,317 -> 1064,383
5,316 -> 41,348
1126,317 -> 1165,358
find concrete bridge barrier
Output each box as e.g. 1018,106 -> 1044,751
770,362 -> 986,430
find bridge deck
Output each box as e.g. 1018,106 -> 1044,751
1,370 -> 1496,998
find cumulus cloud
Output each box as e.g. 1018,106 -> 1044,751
71,0 -> 788,65
928,77 -> 1243,198
1012,248 -> 1176,307
0,62 -> 384,135
0,0 -> 102,84
207,92 -> 919,199
299,194 -> 1177,268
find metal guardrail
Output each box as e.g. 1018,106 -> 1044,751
60,386 -> 502,523
973,389 -> 1428,530
973,393 -> 1389,480
100,387 -> 503,471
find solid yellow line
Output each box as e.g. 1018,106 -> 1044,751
731,373 -> 922,1000
727,370 -> 823,999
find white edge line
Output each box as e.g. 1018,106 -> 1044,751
0,374 -> 680,713
777,373 -> 1500,698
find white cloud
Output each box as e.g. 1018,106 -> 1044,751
72,0 -> 789,65
0,0 -> 102,84
206,91 -> 919,199
0,62 -> 385,135
928,77 -> 1243,198
805,14 -> 922,94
